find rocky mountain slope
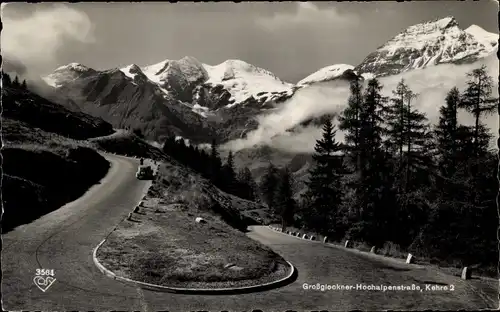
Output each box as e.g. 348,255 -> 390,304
135,57 -> 295,109
42,57 -> 296,144
43,61 -> 218,143
354,16 -> 498,77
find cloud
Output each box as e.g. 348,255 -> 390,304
1,4 -> 95,77
255,2 -> 359,31
223,79 -> 351,153
224,55 -> 499,154
2,58 -> 28,75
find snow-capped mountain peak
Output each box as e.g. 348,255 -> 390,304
297,64 -> 355,86
118,64 -> 153,87
120,64 -> 143,79
43,56 -> 295,110
54,62 -> 94,73
465,24 -> 499,45
435,16 -> 457,28
141,59 -> 170,82
202,59 -> 294,107
43,15 -> 497,113
354,16 -> 498,77
43,63 -> 96,88
207,59 -> 282,80
141,56 -> 209,88
403,16 -> 459,35
382,16 -> 465,56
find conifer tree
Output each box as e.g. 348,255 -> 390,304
198,147 -> 211,178
162,136 -> 177,157
209,138 -> 222,185
237,167 -> 258,201
221,151 -> 237,193
385,79 -> 409,169
459,65 -> 498,158
21,79 -> 27,90
2,71 -> 12,86
338,77 -> 363,171
353,78 -> 393,243
401,88 -> 431,193
225,151 -> 235,176
275,166 -> 296,231
260,162 -> 279,208
302,118 -> 344,236
358,79 -> 387,180
12,75 -> 20,87
434,87 -> 460,177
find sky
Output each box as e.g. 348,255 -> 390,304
1,1 -> 498,83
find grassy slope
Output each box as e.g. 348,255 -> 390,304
97,161 -> 290,288
2,86 -> 113,232
90,131 -> 276,224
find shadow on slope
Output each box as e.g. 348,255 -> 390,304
2,145 -> 109,233
1,85 -> 112,233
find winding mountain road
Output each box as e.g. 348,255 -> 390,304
2,154 -> 497,311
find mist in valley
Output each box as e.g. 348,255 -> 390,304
224,54 -> 499,154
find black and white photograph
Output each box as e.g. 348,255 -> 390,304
1,1 -> 499,311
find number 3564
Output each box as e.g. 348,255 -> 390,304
36,269 -> 55,276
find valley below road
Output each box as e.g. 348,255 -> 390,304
1,153 -> 497,311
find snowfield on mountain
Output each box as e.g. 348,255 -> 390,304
122,57 -> 295,110
203,59 -> 294,108
43,63 -> 97,88
354,16 -> 499,77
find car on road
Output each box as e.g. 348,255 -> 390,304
136,165 -> 154,180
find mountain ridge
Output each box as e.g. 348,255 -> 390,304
44,17 -> 497,93
38,16 -> 498,145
